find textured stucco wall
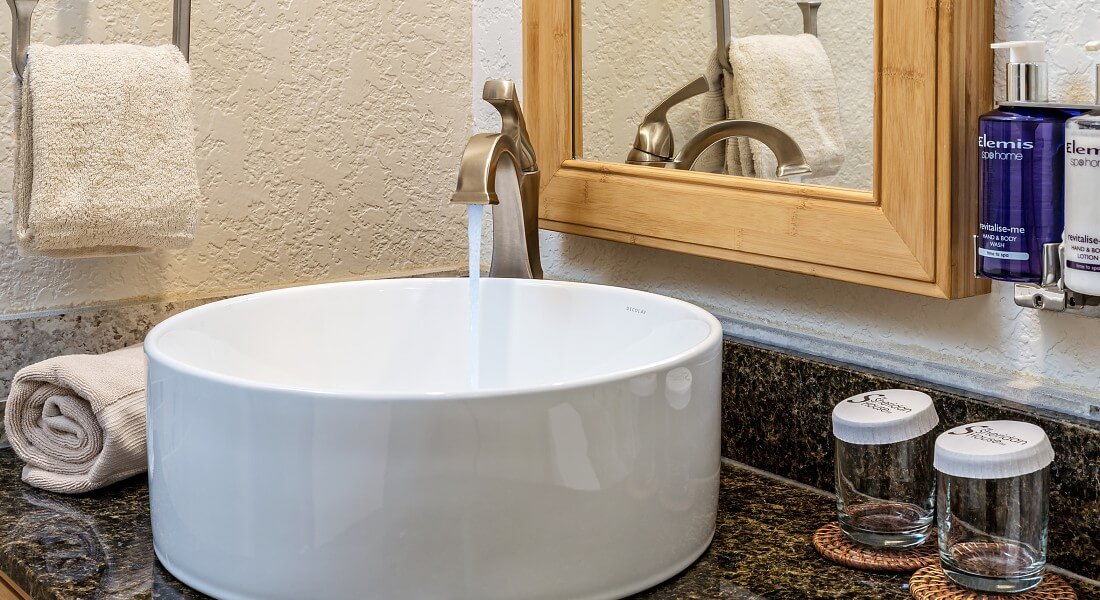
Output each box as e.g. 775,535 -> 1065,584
474,0 -> 1100,418
0,0 -> 471,317
578,0 -> 874,190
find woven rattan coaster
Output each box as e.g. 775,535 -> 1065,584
812,522 -> 938,572
909,565 -> 1078,600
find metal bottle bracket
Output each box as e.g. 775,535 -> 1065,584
974,236 -> 1100,315
974,100 -> 1100,315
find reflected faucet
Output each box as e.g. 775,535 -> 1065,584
623,82 -> 813,178
625,76 -> 710,167
673,120 -> 813,178
452,80 -> 542,279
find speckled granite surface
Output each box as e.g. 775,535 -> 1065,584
722,338 -> 1100,581
628,464 -> 916,600
6,448 -> 1077,600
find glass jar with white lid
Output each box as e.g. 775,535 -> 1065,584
935,420 -> 1054,594
832,390 -> 939,548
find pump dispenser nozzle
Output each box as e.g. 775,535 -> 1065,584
992,41 -> 1049,103
1088,41 -> 1100,105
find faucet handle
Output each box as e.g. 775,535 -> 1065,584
483,80 -> 538,172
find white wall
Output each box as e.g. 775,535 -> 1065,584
0,0 -> 472,317
473,0 -> 1100,419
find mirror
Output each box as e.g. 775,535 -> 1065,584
578,0 -> 874,190
526,1 -> 992,299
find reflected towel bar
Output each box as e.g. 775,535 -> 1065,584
715,0 -> 732,72
798,1 -> 822,37
715,0 -> 821,72
6,0 -> 192,78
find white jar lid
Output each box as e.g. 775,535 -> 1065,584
831,390 -> 939,445
934,421 -> 1054,479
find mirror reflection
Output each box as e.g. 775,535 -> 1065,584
579,0 -> 874,190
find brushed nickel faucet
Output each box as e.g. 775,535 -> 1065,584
453,80 -> 542,279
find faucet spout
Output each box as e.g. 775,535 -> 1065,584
452,82 -> 543,279
452,133 -> 525,206
674,120 -> 813,178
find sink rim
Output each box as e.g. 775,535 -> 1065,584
144,277 -> 722,402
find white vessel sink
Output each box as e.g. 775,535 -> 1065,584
144,278 -> 722,600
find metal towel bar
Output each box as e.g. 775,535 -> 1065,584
6,0 -> 192,78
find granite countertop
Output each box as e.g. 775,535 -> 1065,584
0,450 -> 1095,600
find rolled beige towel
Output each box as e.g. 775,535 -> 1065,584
3,346 -> 147,494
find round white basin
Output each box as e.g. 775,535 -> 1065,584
145,278 -> 723,600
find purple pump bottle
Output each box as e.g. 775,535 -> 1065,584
977,41 -> 1070,283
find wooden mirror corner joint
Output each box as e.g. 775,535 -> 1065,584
523,0 -> 994,299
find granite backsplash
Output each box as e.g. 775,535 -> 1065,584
720,338 -> 1100,580
0,299 -> 214,450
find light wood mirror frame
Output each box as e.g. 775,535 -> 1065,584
525,1 -> 994,299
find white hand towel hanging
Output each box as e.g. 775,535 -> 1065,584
13,43 -> 201,257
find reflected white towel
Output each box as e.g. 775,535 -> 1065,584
13,43 -> 200,257
3,346 -> 147,494
730,33 -> 840,179
694,51 -> 728,174
726,34 -> 845,180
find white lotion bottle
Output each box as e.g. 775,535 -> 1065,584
1064,41 -> 1100,295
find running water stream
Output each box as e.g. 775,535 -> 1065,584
467,205 -> 483,389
